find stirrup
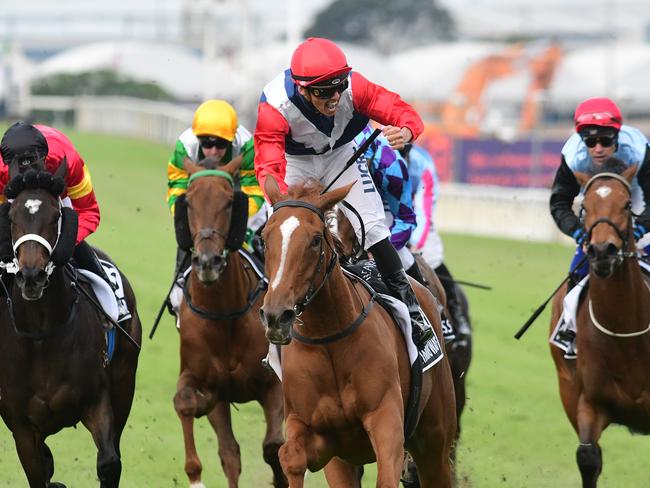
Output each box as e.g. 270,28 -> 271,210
411,309 -> 434,346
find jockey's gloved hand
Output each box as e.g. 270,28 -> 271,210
633,222 -> 647,241
572,227 -> 587,245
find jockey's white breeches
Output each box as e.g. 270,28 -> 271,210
285,141 -> 389,249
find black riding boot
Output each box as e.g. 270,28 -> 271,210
370,238 -> 433,348
435,262 -> 470,340
73,240 -> 115,290
384,269 -> 434,347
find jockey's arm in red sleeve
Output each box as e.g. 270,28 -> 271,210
61,151 -> 100,244
350,71 -> 424,142
254,101 -> 291,198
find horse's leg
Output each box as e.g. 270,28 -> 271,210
206,401 -> 241,488
12,426 -> 50,487
81,395 -> 121,488
258,382 -> 288,488
279,416 -> 315,488
323,457 -> 362,488
174,374 -> 206,487
575,395 -> 609,488
362,403 -> 404,488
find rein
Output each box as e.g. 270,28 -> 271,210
272,200 -> 338,315
583,173 -> 637,262
272,199 -> 374,345
182,259 -> 268,321
583,172 -> 650,337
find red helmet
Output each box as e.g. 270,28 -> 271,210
574,97 -> 623,132
290,37 -> 352,87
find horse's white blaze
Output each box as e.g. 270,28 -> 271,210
24,199 -> 42,214
271,216 -> 300,290
596,186 -> 612,199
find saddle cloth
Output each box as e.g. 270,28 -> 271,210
267,262 -> 444,381
77,259 -> 131,323
550,259 -> 650,354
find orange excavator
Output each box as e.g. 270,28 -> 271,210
440,42 -> 562,137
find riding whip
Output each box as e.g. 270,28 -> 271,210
149,251 -> 191,339
514,254 -> 588,340
321,128 -> 382,195
434,274 -> 492,291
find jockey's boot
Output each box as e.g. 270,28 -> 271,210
73,240 -> 116,290
448,294 -> 471,344
384,269 -> 434,348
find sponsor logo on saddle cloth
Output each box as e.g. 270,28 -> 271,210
550,260 -> 650,356
77,259 -> 132,324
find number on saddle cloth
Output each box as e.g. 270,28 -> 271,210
173,191 -> 250,252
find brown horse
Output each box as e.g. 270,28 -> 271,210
259,179 -> 456,488
172,157 -> 286,488
0,165 -> 141,487
336,210 -> 472,444
549,166 -> 650,487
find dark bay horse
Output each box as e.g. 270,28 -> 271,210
0,165 -> 141,487
549,166 -> 650,487
172,157 -> 286,488
259,179 -> 456,487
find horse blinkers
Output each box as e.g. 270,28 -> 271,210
174,191 -> 249,253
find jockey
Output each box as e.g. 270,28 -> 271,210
254,37 -> 433,348
400,142 -> 472,342
166,100 -> 266,322
550,97 -> 650,357
0,122 -> 106,280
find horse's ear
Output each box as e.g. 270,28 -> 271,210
264,176 -> 282,205
622,164 -> 637,183
183,157 -> 202,176
221,154 -> 243,177
574,171 -> 590,187
319,181 -> 356,212
54,157 -> 68,180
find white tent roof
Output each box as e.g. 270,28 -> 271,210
547,42 -> 650,112
34,41 -> 204,100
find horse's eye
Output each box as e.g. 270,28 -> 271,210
311,235 -> 322,247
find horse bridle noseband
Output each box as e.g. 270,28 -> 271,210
272,200 -> 338,316
183,169 -> 266,321
582,172 -> 637,261
272,200 -> 376,345
188,169 -> 234,263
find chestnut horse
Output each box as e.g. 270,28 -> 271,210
259,179 -> 456,487
335,210 -> 472,441
0,165 -> 141,487
549,166 -> 650,487
172,157 -> 286,488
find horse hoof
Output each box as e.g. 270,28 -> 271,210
48,483 -> 67,488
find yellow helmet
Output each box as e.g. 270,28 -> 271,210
192,100 -> 238,141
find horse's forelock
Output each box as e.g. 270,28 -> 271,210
197,156 -> 220,170
286,179 -> 324,204
4,168 -> 66,200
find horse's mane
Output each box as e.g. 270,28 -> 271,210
196,156 -> 221,170
4,169 -> 65,199
275,179 -> 349,254
593,157 -> 627,176
285,179 -> 324,203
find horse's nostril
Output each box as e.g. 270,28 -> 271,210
606,243 -> 618,256
279,309 -> 296,326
